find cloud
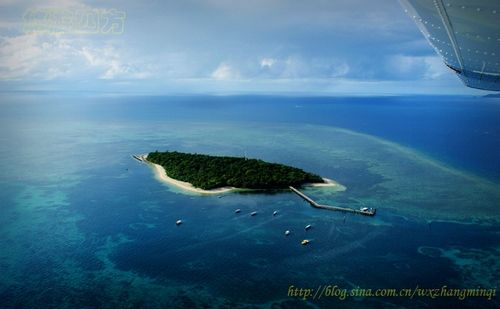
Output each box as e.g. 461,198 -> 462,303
81,46 -> 151,80
201,0 -> 410,33
260,58 -> 276,68
0,0 -> 479,95
278,56 -> 350,79
209,56 -> 350,80
0,0 -> 151,81
0,33 -> 81,80
211,63 -> 240,80
421,56 -> 450,79
0,32 -> 152,81
386,54 -> 450,80
0,34 -> 41,79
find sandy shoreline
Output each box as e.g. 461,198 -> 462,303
151,162 -> 237,194
308,178 -> 340,187
140,154 -> 237,194
139,154 -> 343,195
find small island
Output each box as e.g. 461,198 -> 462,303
141,151 -> 336,194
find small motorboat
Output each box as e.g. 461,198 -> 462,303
273,210 -> 278,216
250,211 -> 257,216
305,224 -> 312,231
285,230 -> 291,236
301,239 -> 310,245
235,209 -> 241,214
176,220 -> 183,226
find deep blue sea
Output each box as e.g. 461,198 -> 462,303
0,94 -> 499,308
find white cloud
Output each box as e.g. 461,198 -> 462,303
0,0 -> 153,81
387,55 -> 450,80
260,58 -> 276,68
0,32 -> 152,81
279,56 -> 349,79
211,63 -> 240,80
81,46 -> 151,80
0,34 -> 42,79
388,55 -> 422,74
0,33 -> 82,80
329,62 -> 350,77
422,56 -> 450,79
211,56 -> 350,80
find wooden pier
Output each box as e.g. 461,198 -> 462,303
132,154 -> 146,162
289,186 -> 376,216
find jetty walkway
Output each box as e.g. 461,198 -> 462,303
289,186 -> 376,216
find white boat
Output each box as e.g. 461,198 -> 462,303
235,209 -> 241,214
250,211 -> 257,216
273,210 -> 278,216
301,239 -> 310,245
305,224 -> 312,230
360,207 -> 369,212
176,220 -> 182,225
285,230 -> 291,236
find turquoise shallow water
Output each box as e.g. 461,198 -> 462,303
0,95 -> 499,308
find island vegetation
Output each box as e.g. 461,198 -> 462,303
147,151 -> 325,190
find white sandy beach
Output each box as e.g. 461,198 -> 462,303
309,178 -> 344,189
142,155 -> 237,194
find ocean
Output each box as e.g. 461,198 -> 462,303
0,94 -> 499,308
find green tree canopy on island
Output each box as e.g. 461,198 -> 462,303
147,151 -> 324,190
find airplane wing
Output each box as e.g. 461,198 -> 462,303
400,0 -> 500,91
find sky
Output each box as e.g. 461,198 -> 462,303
0,0 -> 491,95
